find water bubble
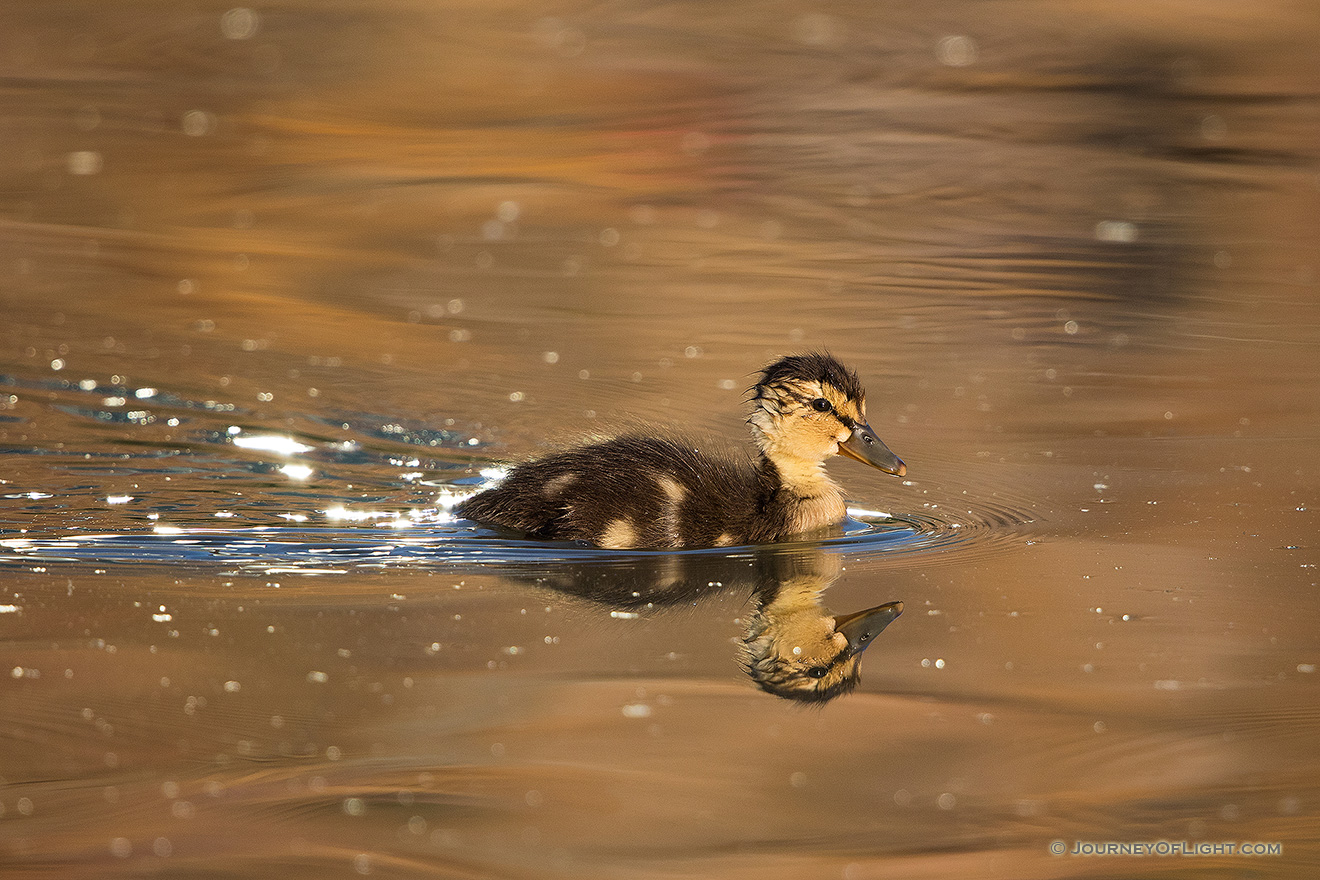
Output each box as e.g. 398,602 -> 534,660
181,110 -> 215,137
220,8 -> 260,40
66,151 -> 103,175
343,797 -> 365,816
937,35 -> 978,67
542,351 -> 559,364
110,838 -> 132,858
153,837 -> 173,857
1201,114 -> 1227,141
1095,220 -> 1138,243
534,18 -> 585,57
936,792 -> 956,810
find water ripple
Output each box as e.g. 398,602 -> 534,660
0,498 -> 1032,576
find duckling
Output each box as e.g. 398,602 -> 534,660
456,352 -> 905,549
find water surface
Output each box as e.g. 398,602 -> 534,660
2,1 -> 1318,877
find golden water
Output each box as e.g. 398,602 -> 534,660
2,1 -> 1318,877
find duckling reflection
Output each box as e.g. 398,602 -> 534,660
741,553 -> 903,703
503,547 -> 902,703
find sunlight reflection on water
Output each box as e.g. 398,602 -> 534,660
1,0 -> 1318,876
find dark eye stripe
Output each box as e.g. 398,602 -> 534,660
781,386 -> 857,428
811,647 -> 853,677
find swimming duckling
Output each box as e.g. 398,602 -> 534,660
456,352 -> 905,549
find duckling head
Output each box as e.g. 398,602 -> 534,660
748,353 -> 905,481
742,586 -> 904,703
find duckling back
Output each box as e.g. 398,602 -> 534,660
457,435 -> 789,549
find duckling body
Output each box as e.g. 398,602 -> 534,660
456,353 -> 905,549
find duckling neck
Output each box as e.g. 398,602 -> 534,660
756,451 -> 847,533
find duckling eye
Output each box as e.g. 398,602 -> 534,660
810,398 -> 832,413
806,666 -> 828,679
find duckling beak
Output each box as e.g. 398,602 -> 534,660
835,601 -> 904,657
839,424 -> 906,476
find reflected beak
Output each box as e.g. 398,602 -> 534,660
835,601 -> 904,657
839,423 -> 906,476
